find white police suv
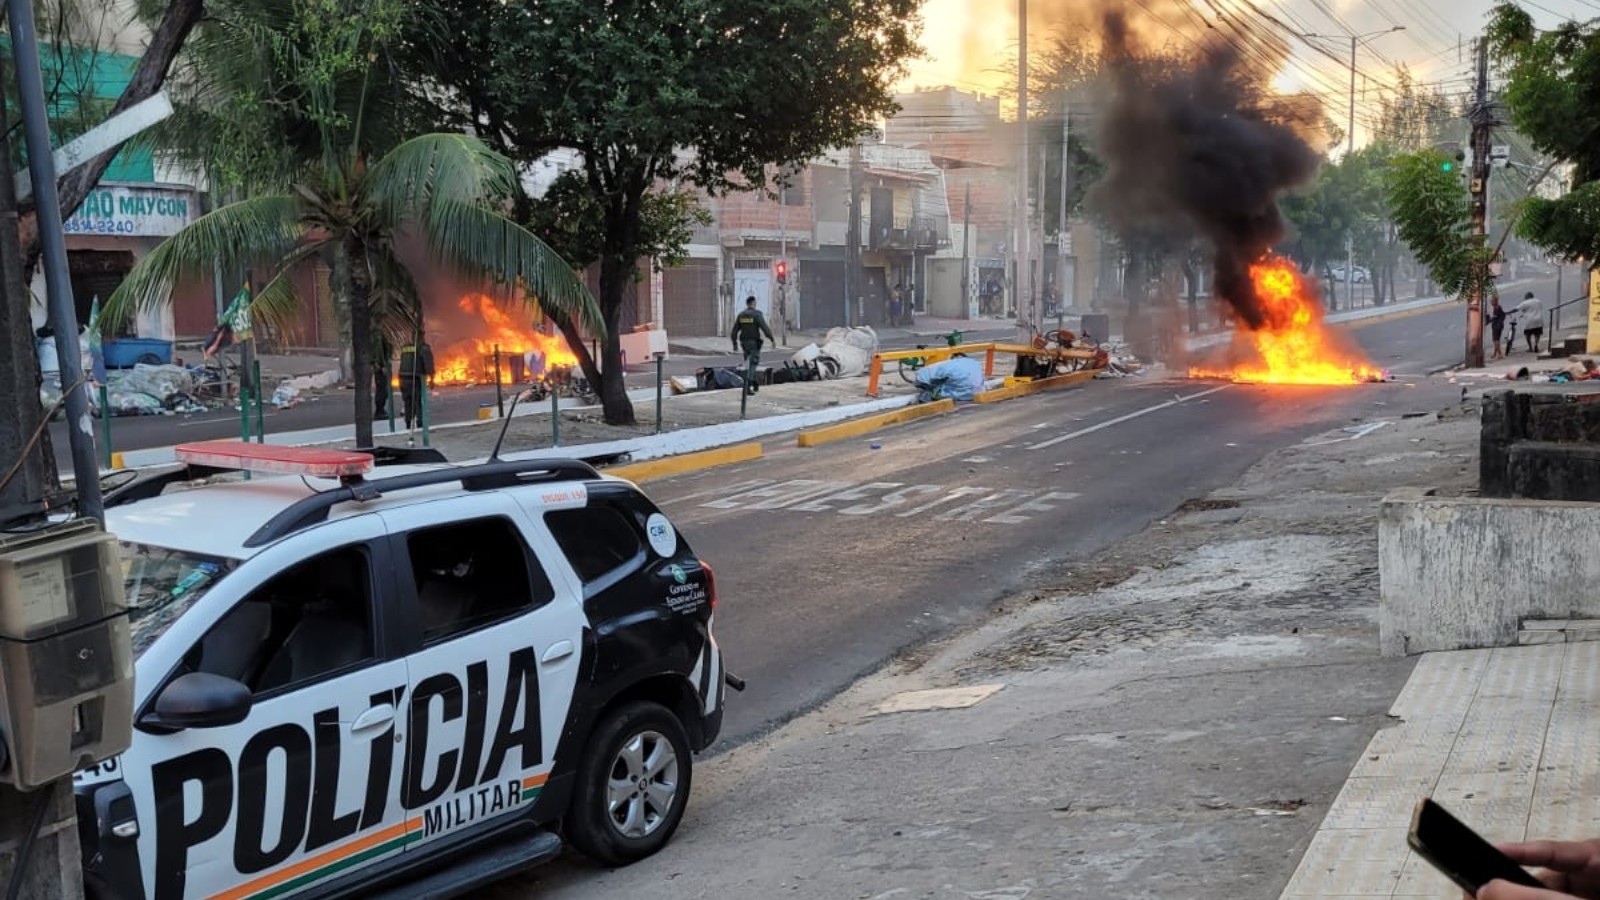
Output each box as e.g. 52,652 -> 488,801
75,441 -> 730,900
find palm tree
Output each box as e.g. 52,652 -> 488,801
104,0 -> 601,447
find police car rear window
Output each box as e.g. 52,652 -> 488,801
123,543 -> 234,657
545,507 -> 644,583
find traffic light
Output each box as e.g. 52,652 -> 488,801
1442,151 -> 1464,173
775,260 -> 788,284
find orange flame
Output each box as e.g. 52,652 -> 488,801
433,294 -> 580,385
1189,257 -> 1385,385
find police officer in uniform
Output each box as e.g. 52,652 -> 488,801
398,337 -> 435,429
374,332 -> 394,419
730,295 -> 777,392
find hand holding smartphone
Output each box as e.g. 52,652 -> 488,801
1408,798 -> 1545,894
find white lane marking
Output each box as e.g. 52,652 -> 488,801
177,412 -> 278,427
696,479 -> 1082,526
1027,385 -> 1234,450
1302,421 -> 1391,446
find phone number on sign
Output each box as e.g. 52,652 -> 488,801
64,218 -> 139,235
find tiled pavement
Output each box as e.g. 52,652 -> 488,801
1281,642 -> 1600,898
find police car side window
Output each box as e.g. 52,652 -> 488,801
187,545 -> 377,695
545,506 -> 644,585
405,517 -> 554,644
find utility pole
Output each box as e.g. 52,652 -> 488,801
847,141 -> 864,328
961,182 -> 973,318
0,0 -> 95,893
1057,101 -> 1070,312
1466,37 -> 1493,369
11,0 -> 101,520
1015,0 -> 1031,343
778,181 -> 788,344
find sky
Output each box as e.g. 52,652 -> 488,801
896,0 -> 1600,147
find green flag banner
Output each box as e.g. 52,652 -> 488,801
221,283 -> 253,341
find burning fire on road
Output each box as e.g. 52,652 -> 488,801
1188,257 -> 1387,385
431,293 -> 579,386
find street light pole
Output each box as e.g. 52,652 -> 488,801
1303,26 -> 1403,312
1015,0 -> 1031,344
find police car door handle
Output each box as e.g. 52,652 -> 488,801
352,704 -> 397,733
541,641 -> 575,665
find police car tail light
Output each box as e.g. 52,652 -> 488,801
701,560 -> 717,611
174,441 -> 374,481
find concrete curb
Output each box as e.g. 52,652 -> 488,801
604,442 -> 763,483
796,398 -> 957,448
1343,298 -> 1455,330
974,369 -> 1099,404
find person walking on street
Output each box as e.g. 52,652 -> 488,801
1489,296 -> 1507,361
1517,291 -> 1546,354
398,337 -> 435,431
731,296 -> 776,393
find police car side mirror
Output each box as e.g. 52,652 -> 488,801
139,672 -> 253,732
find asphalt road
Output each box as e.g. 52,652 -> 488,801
656,302 -> 1493,745
46,329 -> 1012,469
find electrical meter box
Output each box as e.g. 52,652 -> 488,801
0,518 -> 133,790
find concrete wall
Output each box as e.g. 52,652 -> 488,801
1379,487 -> 1600,656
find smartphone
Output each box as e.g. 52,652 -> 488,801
1408,797 -> 1545,894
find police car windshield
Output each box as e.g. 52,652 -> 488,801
121,543 -> 234,657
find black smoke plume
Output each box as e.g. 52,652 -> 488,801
1088,11 -> 1321,330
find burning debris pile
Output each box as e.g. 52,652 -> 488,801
429,293 -> 578,386
1187,258 -> 1386,384
1088,8 -> 1384,385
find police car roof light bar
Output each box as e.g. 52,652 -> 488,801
243,457 -> 601,548
174,441 -> 374,480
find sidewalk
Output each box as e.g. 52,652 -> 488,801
486,378 -> 1504,899
112,373 -> 939,469
1279,642 -> 1600,898
667,317 -> 1017,357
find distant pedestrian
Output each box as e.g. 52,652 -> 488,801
730,296 -> 776,391
982,277 -> 1002,316
398,337 -> 435,430
889,283 -> 904,326
1489,296 -> 1506,361
1517,291 -> 1545,354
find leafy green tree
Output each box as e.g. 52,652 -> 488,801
413,0 -> 920,425
105,0 -> 598,446
1385,148 -> 1490,302
521,171 -> 712,286
1485,4 -> 1600,263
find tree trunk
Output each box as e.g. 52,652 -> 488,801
344,237 -> 375,447
0,85 -> 54,514
1182,257 -> 1200,334
594,249 -> 636,425
19,0 -> 205,267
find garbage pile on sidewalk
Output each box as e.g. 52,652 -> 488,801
671,327 -> 881,394
266,369 -> 342,409
1093,340 -> 1146,379
1498,356 -> 1600,383
40,363 -> 344,417
41,364 -> 208,416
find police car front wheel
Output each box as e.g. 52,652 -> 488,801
566,701 -> 693,865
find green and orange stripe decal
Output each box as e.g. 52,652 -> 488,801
209,818 -> 423,900
522,771 -> 549,803
208,769 -> 552,900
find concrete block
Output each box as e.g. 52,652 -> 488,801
1518,630 -> 1567,645
1507,442 -> 1600,501
1567,626 -> 1600,644
1521,620 -> 1571,631
1379,487 -> 1600,657
1480,391 -> 1516,497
